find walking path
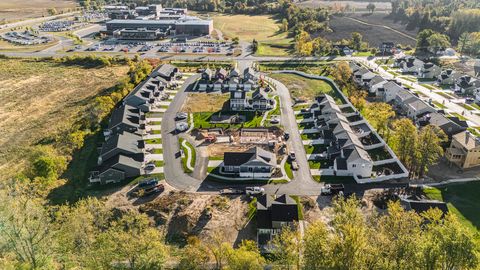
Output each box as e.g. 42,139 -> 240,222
181,138 -> 195,172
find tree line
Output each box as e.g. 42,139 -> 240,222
1,183 -> 478,269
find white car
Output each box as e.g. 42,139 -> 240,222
175,122 -> 189,132
245,187 -> 265,195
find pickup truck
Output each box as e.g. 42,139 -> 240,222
320,184 -> 345,196
245,187 -> 265,195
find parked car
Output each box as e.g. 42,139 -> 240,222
245,186 -> 265,195
466,97 -> 474,104
176,112 -> 188,120
289,151 -> 296,161
144,163 -> 156,171
284,133 -> 290,140
176,122 -> 189,132
138,178 -> 158,189
321,184 -> 345,196
291,160 -> 299,170
143,184 -> 164,196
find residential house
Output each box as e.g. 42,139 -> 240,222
151,63 -> 178,81
405,99 -> 435,119
392,55 -> 414,68
418,62 -> 441,79
333,45 -> 354,55
367,75 -> 386,94
256,194 -> 299,251
124,75 -> 167,112
216,68 -> 228,80
249,89 -> 273,110
244,67 -> 259,83
229,90 -> 247,111
437,69 -> 462,85
360,71 -> 377,87
229,67 -> 240,78
417,112 -> 466,138
394,89 -> 418,113
89,154 -> 144,184
98,131 -> 143,163
107,104 -> 142,136
201,67 -> 213,81
379,42 -> 395,55
455,75 -> 480,94
221,147 -> 276,178
398,57 -> 424,74
446,131 -> 480,168
353,67 -> 370,84
380,81 -> 404,102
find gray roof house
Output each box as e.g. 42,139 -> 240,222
244,67 -> 259,82
381,81 -> 405,102
418,62 -> 441,79
418,112 -> 466,138
201,67 -> 213,81
151,63 -> 178,81
221,147 -> 276,178
405,99 -> 435,119
399,57 -> 424,74
108,104 -> 141,135
124,76 -> 166,112
455,75 -> 480,94
437,69 -> 462,85
394,89 -> 418,109
91,154 -> 144,184
99,132 -> 143,163
256,194 -> 299,251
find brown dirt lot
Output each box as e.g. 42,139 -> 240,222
182,93 -> 230,113
139,190 -> 255,245
0,58 -> 129,180
0,0 -> 77,23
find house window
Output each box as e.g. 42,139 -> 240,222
352,164 -> 356,168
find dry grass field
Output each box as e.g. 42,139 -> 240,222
322,15 -> 416,47
182,93 -> 230,113
297,0 -> 391,11
0,58 -> 129,180
0,0 -> 77,23
270,73 -> 339,101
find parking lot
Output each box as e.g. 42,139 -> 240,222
1,31 -> 52,45
78,40 -> 235,55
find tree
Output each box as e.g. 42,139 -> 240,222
225,240 -> 265,270
294,30 -> 313,56
427,33 -> 451,53
0,189 -> 56,269
312,36 -> 332,55
47,8 -> 58,16
416,29 -> 435,53
303,221 -> 331,270
363,102 -> 395,138
252,39 -> 259,53
232,37 -> 239,45
177,236 -> 211,270
458,32 -> 472,55
390,118 -> 418,174
421,209 -> 479,270
366,3 -> 376,13
351,32 -> 363,51
331,61 -> 353,89
270,224 -> 303,269
415,125 -> 447,177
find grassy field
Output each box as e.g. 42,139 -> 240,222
199,13 -> 293,56
193,111 -> 263,129
424,183 -> 480,236
182,93 -> 230,113
269,73 -> 340,102
0,58 -> 129,181
0,0 -> 77,23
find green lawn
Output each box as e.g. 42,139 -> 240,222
471,103 -> 480,110
421,83 -> 437,90
155,160 -> 164,167
179,138 -> 195,173
301,133 -> 321,140
308,160 -> 332,169
436,91 -> 454,99
424,183 -> 480,236
145,138 -> 162,144
269,73 -> 343,103
449,112 -> 467,121
270,95 -> 280,115
432,101 -> 447,109
304,144 -> 327,155
152,148 -> 163,154
460,103 -> 475,111
284,161 -> 293,180
193,111 -> 263,129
